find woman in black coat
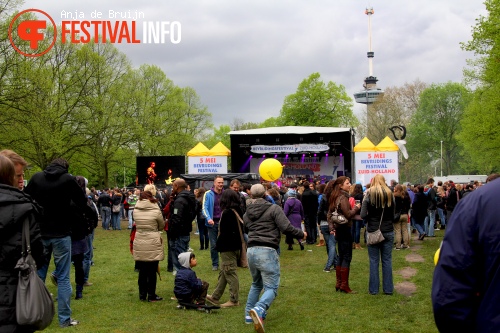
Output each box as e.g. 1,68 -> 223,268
0,155 -> 45,332
206,190 -> 243,308
360,174 -> 395,295
411,185 -> 428,240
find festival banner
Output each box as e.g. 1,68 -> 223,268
355,151 -> 398,186
188,156 -> 228,174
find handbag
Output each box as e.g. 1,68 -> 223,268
366,207 -> 386,246
232,209 -> 248,268
112,204 -> 121,213
15,215 -> 55,330
327,197 -> 348,225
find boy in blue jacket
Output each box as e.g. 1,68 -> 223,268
174,252 -> 209,305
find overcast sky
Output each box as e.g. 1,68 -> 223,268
23,0 -> 487,126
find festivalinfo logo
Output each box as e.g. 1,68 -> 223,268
9,8 -> 182,57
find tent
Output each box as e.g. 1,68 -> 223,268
209,142 -> 231,156
353,137 -> 377,152
375,136 -> 399,151
187,142 -> 211,156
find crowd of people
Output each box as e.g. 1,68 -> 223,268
1,149 -> 498,332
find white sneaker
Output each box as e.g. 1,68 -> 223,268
60,318 -> 79,327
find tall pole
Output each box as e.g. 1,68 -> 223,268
440,140 -> 443,177
366,7 -> 374,77
123,165 -> 126,188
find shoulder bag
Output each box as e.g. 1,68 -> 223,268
327,197 -> 348,226
112,204 -> 121,213
15,215 -> 55,330
232,209 -> 248,268
366,207 -> 385,246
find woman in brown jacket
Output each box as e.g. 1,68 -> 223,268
133,189 -> 165,302
328,176 -> 361,293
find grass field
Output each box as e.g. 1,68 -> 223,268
42,220 -> 442,333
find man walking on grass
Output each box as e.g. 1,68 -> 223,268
243,184 -> 306,333
25,158 -> 88,327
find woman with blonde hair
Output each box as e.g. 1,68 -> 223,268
360,174 -> 395,295
328,176 -> 361,293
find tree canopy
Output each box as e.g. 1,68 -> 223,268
0,8 -> 212,187
277,72 -> 359,128
460,0 -> 500,173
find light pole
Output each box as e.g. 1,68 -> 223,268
440,140 -> 443,177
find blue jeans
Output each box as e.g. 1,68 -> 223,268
128,208 -> 134,229
169,235 -> 190,271
414,221 -> 425,236
83,231 -> 94,283
245,247 -> 280,316
101,206 -> 111,230
37,236 -> 72,326
424,210 -> 436,237
111,212 -> 121,230
207,224 -> 219,268
367,232 -> 394,294
320,225 -> 337,270
351,219 -> 364,244
437,208 -> 446,227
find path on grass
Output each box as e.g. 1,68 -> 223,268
394,236 -> 425,296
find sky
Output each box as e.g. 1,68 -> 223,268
21,0 -> 488,127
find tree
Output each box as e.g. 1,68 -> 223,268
277,72 -> 359,128
460,0 -> 500,172
406,82 -> 471,177
459,88 -> 500,173
203,124 -> 231,150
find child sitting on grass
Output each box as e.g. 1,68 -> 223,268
174,252 -> 209,305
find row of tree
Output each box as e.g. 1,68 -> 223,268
0,3 -> 211,187
1,0 -> 498,187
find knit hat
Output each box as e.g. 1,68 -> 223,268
287,189 -> 296,197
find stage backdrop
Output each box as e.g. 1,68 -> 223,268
250,156 -> 344,186
136,156 -> 185,186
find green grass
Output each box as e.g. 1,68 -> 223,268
43,221 -> 442,333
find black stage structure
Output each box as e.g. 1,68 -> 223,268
229,126 -> 356,184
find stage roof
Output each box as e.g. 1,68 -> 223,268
228,126 -> 351,135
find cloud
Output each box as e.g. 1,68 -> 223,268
22,0 -> 487,126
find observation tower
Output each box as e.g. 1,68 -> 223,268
353,7 -> 384,104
